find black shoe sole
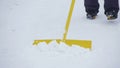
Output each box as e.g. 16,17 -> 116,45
107,15 -> 117,20
87,14 -> 97,19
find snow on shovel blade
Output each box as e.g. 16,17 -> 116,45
33,39 -> 92,49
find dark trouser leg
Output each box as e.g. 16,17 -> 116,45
104,0 -> 119,14
84,0 -> 100,14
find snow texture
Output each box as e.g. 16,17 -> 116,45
0,0 -> 120,68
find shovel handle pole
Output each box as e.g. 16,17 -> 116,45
63,0 -> 75,40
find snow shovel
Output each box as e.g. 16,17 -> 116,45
33,0 -> 92,49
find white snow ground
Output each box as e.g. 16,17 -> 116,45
0,0 -> 120,68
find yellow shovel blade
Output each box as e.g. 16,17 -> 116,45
33,39 -> 92,49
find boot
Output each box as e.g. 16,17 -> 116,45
105,10 -> 118,20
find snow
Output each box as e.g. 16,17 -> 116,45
0,0 -> 120,68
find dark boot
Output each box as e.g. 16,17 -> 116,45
86,11 -> 98,19
84,0 -> 99,19
105,10 -> 118,20
104,0 -> 119,20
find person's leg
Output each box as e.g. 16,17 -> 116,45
84,0 -> 99,14
84,0 -> 100,19
104,0 -> 119,19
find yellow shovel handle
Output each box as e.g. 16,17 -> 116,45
63,0 -> 76,40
